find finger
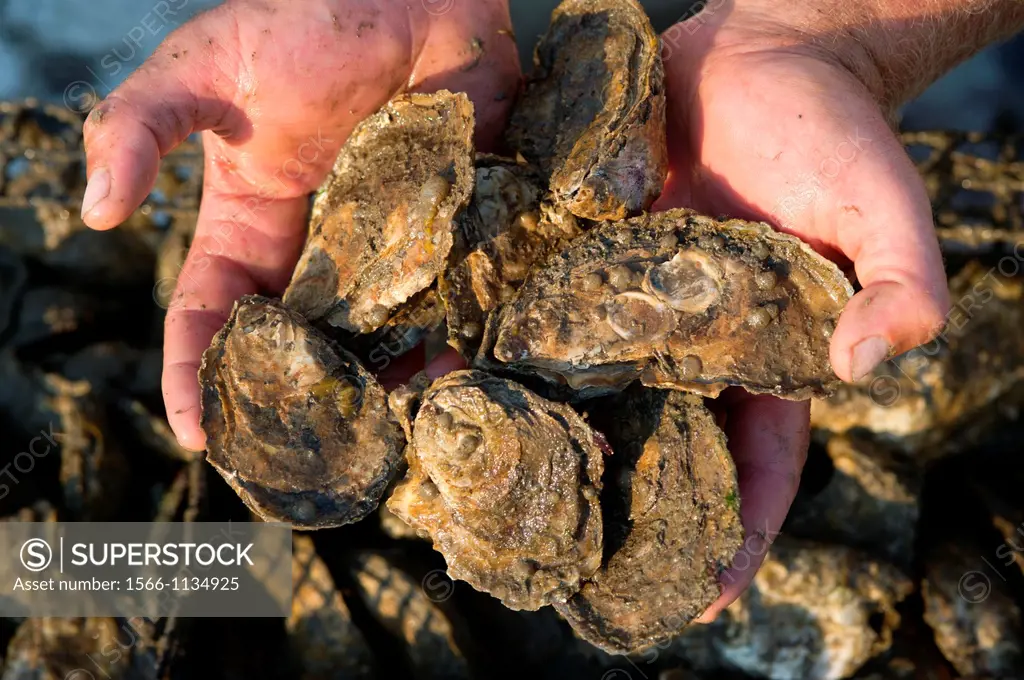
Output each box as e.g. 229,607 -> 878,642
162,159 -> 311,451
695,394 -> 810,623
425,347 -> 468,378
81,6 -> 242,229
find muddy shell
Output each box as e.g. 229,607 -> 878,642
284,91 -> 475,334
288,536 -> 376,680
673,537 -> 912,680
386,370 -> 604,610
199,295 -> 404,528
506,0 -> 667,220
441,155 -> 582,358
491,209 -> 852,399
810,259 -> 1024,460
556,387 -> 742,654
348,551 -> 473,680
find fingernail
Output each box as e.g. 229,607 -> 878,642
850,336 -> 891,381
81,167 -> 111,218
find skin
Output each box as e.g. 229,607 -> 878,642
80,0 -> 1024,621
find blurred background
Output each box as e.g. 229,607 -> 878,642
1,0 -> 1023,131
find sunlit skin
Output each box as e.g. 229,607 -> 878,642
81,0 -> 960,620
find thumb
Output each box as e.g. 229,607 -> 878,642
80,7 -> 247,229
819,123 -> 951,383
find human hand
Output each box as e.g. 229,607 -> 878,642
656,1 -> 951,620
80,0 -> 520,451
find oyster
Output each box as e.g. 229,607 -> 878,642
441,155 -> 581,358
507,0 -> 667,220
199,295 -> 404,528
492,209 -> 852,398
386,370 -> 604,610
288,536 -> 375,680
810,259 -> 1024,459
673,537 -> 913,680
785,434 -> 920,570
2,618 -> 133,680
284,91 -> 475,334
348,551 -> 473,680
556,387 -> 742,654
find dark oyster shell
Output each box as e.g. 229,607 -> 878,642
491,209 -> 853,399
348,551 -> 473,680
556,387 -> 742,654
441,155 -> 582,358
199,295 -> 404,528
506,0 -> 667,220
288,536 -> 376,680
284,91 -> 475,334
386,370 -> 604,610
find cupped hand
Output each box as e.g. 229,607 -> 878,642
80,0 -> 520,451
656,3 -> 950,620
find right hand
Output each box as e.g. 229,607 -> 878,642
80,0 -> 521,451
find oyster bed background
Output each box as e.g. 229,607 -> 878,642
0,4 -> 1023,680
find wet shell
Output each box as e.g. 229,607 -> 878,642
506,0 -> 667,220
386,370 -> 604,610
557,387 -> 742,653
284,91 -> 475,334
491,208 -> 853,399
441,155 -> 581,359
199,295 -> 404,528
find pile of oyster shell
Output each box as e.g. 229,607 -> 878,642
198,0 -> 852,653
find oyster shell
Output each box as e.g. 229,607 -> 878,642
441,155 -> 581,358
288,536 -> 375,680
284,91 -> 475,334
386,370 -> 604,610
556,387 -> 742,654
491,209 -> 852,399
506,0 -> 667,220
199,295 -> 404,528
810,259 -> 1024,460
673,537 -> 912,680
348,551 -> 473,680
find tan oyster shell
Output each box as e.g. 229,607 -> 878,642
284,91 -> 475,333
441,155 -> 582,359
491,208 -> 853,399
506,0 -> 667,220
557,387 -> 742,653
386,370 -> 604,610
199,295 -> 404,528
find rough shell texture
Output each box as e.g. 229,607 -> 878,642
284,91 -> 475,333
922,541 -> 1024,678
506,0 -> 667,220
348,287 -> 446,371
288,535 -> 375,680
492,208 -> 853,399
386,370 -> 604,610
348,551 -> 473,680
673,537 -> 913,680
557,387 -> 742,654
199,295 -> 404,528
810,259 -> 1024,460
2,618 -> 132,680
786,434 -> 920,570
441,155 -> 581,358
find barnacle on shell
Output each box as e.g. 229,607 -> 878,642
386,370 -> 604,610
199,295 -> 404,528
